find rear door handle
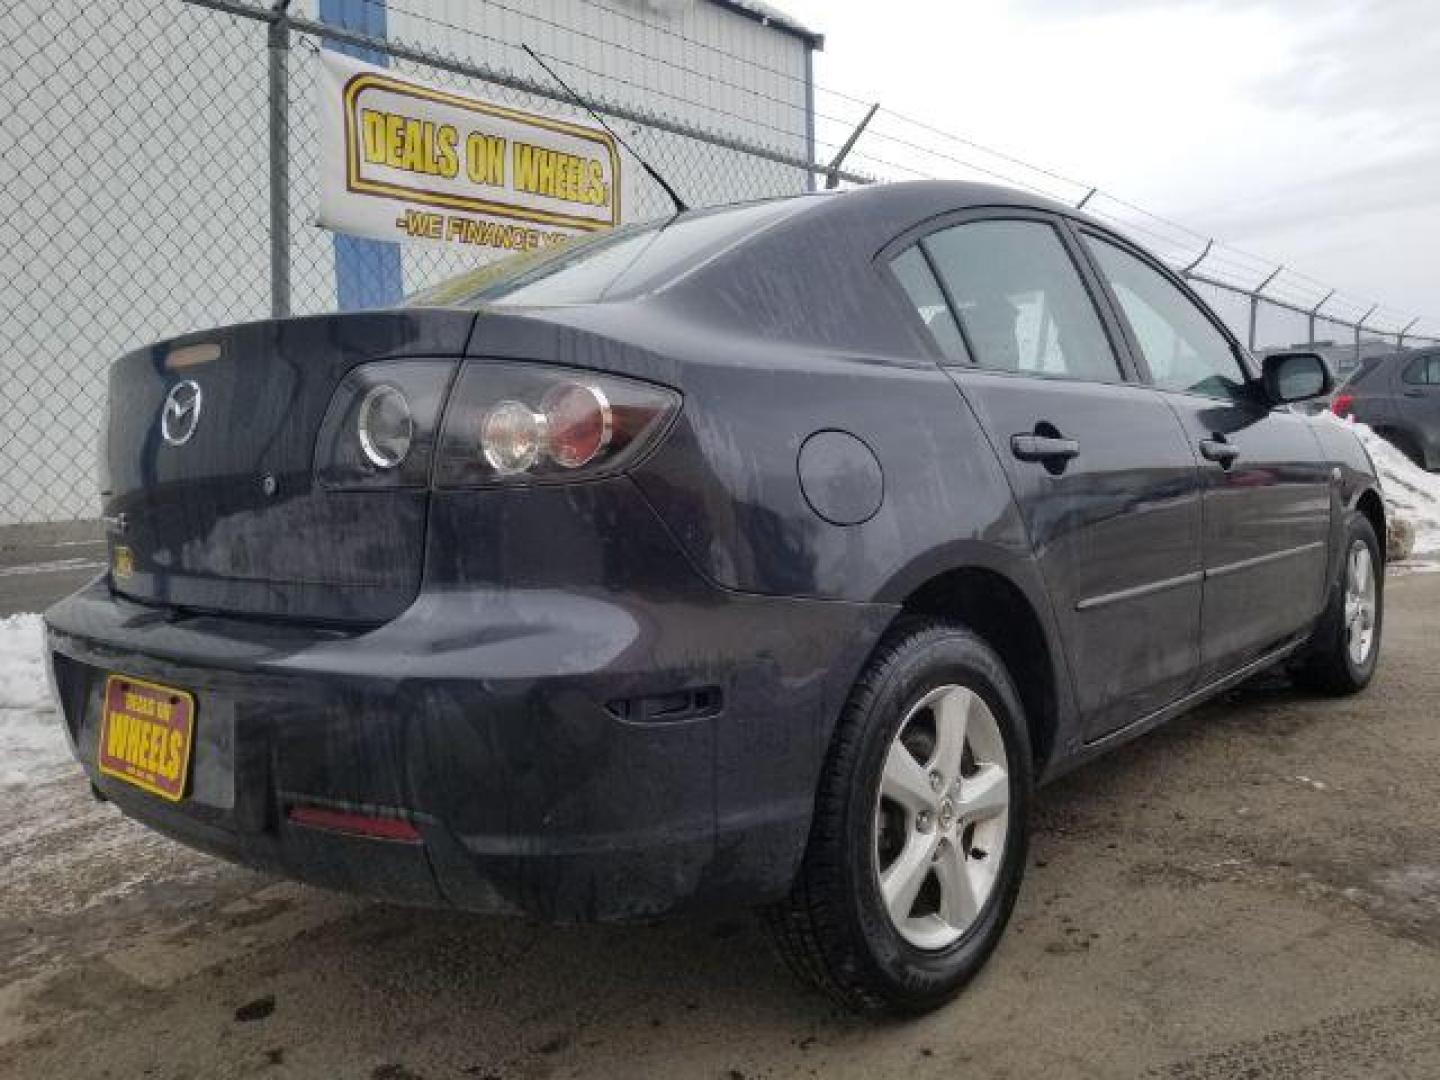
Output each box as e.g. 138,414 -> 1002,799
1011,433 -> 1080,464
1198,437 -> 1240,467
1404,389 -> 1426,398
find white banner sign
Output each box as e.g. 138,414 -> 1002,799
317,52 -> 629,252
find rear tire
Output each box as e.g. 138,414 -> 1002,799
763,617 -> 1032,1015
1294,512 -> 1383,695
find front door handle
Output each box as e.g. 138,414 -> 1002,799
1404,388 -> 1426,398
1011,433 -> 1080,464
1198,437 -> 1240,468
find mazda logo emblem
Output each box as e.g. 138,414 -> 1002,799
160,380 -> 203,446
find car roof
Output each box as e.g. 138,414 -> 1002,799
820,179 -> 1078,216
760,180 -> 1088,238
664,180 -> 1102,289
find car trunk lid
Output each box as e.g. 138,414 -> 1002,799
103,309 -> 475,624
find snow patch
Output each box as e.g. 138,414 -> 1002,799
0,612 -> 216,915
0,613 -> 50,710
0,614 -> 73,790
1319,414 -> 1440,558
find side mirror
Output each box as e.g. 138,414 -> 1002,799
1262,351 -> 1333,404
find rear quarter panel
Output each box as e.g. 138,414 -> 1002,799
518,299 -> 1046,614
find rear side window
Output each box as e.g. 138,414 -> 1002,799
889,247 -> 967,361
1083,235 -> 1248,401
1403,354 -> 1440,384
920,220 -> 1122,382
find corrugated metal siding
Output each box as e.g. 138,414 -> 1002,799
285,0 -> 814,297
289,0 -> 816,296
373,0 -> 811,152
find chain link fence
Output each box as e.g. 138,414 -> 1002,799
3,0 -> 1436,526
3,0 -> 273,526
1,0 -> 836,526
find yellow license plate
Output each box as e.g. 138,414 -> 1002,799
98,675 -> 196,802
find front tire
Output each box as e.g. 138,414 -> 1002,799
1294,512 -> 1383,694
763,618 -> 1032,1015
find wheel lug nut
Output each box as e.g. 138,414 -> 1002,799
916,811 -> 933,833
929,771 -> 944,793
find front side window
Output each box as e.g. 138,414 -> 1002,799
920,220 -> 1122,382
1084,235 -> 1249,400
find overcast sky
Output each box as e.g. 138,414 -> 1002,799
782,0 -> 1440,335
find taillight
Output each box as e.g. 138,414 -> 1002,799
434,361 -> 679,487
1331,392 -> 1355,418
315,360 -> 456,489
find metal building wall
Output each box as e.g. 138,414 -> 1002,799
285,0 -> 817,303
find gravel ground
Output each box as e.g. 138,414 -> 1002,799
1,568 -> 1437,1079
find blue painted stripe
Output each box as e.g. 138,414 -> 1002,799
319,0 -> 403,310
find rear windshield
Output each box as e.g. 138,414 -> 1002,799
405,197 -> 810,309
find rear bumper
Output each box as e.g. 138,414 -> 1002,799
46,570 -> 892,920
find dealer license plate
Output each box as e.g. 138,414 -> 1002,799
97,675 -> 196,802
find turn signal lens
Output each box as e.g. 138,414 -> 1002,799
480,400 -> 546,475
356,384 -> 414,469
435,361 -> 680,487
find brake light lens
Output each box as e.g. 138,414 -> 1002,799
435,361 -> 679,487
1331,392 -> 1355,418
542,382 -> 613,468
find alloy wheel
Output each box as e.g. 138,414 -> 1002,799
1344,539 -> 1377,666
873,684 -> 1011,951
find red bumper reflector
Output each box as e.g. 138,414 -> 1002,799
287,805 -> 422,842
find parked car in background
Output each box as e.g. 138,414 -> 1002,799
45,181 -> 1386,1015
1256,341 -> 1393,415
1331,346 -> 1440,469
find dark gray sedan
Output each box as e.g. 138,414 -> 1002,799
46,181 -> 1384,1014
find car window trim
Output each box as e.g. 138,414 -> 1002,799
892,243 -> 975,365
872,231 -> 974,366
1066,221 -> 1262,401
874,206 -> 1144,387
914,241 -> 974,363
